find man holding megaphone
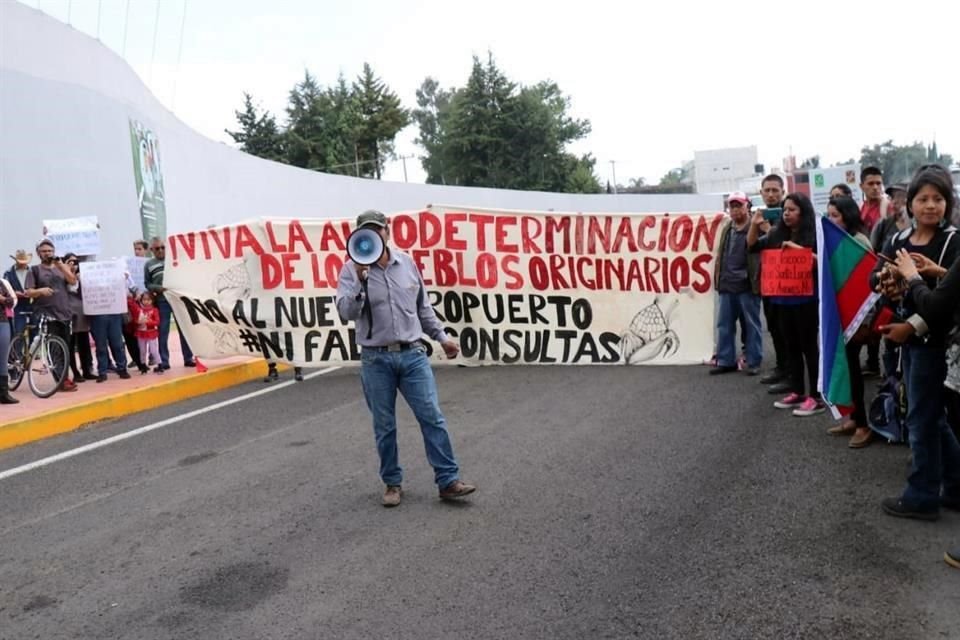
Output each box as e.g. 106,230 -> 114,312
336,210 -> 476,508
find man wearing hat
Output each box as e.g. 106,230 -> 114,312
710,192 -> 763,376
870,182 -> 910,378
4,249 -> 35,338
336,210 -> 476,507
871,182 -> 909,255
23,238 -> 78,391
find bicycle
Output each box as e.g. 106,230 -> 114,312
6,314 -> 70,398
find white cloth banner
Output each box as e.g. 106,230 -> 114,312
80,259 -> 128,315
163,208 -> 728,366
42,216 -> 101,256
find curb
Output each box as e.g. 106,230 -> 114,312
0,360 -> 270,451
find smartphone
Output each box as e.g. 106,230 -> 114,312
763,207 -> 783,224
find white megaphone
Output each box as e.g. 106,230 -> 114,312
346,228 -> 385,266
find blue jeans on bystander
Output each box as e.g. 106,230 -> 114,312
157,297 -> 194,368
716,291 -> 763,368
901,343 -> 960,511
90,314 -> 128,375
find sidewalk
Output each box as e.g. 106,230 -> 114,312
0,332 -> 270,451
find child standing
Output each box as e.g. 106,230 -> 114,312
135,292 -> 161,374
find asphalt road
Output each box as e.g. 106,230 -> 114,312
0,364 -> 957,640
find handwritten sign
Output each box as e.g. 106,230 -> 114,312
80,259 -> 127,315
125,256 -> 148,293
761,248 -> 814,296
42,216 -> 100,256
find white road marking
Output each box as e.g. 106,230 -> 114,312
0,366 -> 341,481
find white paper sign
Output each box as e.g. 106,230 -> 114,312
42,216 -> 101,256
80,259 -> 127,315
125,256 -> 148,293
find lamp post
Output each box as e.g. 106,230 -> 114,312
609,160 -> 618,195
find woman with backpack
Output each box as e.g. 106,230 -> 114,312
824,197 -> 875,447
874,165 -> 960,522
748,192 -> 824,417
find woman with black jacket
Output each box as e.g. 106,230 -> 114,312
892,223 -> 960,570
874,165 -> 960,523
747,192 -> 823,416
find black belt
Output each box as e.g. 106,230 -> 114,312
363,341 -> 422,353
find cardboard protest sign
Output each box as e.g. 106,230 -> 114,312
42,216 -> 100,256
162,209 -> 729,366
80,259 -> 128,315
760,248 -> 814,296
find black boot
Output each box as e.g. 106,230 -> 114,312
0,375 -> 19,405
294,367 -> 303,382
264,363 -> 279,383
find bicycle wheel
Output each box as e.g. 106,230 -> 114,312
28,335 -> 69,398
7,334 -> 26,391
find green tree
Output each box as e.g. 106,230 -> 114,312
412,77 -> 453,184
351,63 -> 410,179
283,71 -> 335,170
414,53 -> 596,193
799,155 -> 820,169
224,93 -> 284,161
859,140 -> 954,183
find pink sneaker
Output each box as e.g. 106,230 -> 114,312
793,397 -> 826,417
774,392 -> 803,409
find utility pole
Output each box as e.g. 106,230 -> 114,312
609,160 -> 618,194
397,154 -> 415,183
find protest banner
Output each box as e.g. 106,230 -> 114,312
163,209 -> 728,366
42,216 -> 100,256
760,248 -> 815,296
80,259 -> 128,315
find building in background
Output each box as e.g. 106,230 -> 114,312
694,145 -> 761,194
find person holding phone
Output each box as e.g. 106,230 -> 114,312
754,175 -> 790,392
748,193 -> 824,416
22,239 -> 78,392
873,165 -> 960,521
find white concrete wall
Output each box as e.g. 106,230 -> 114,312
694,146 -> 759,195
0,3 -> 721,262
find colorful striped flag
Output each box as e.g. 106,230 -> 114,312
816,216 -> 881,418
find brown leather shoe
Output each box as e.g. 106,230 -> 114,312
382,485 -> 402,507
439,480 -> 476,500
848,428 -> 874,449
827,420 -> 857,436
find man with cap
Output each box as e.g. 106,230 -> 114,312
710,192 -> 763,376
4,249 -> 34,338
871,182 -> 909,255
336,210 -> 476,507
22,238 -> 78,391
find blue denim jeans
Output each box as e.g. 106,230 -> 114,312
901,343 -> 960,511
716,291 -> 762,368
90,314 -> 128,375
157,297 -> 194,368
360,346 -> 460,488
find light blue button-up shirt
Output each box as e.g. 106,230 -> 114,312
335,248 -> 449,347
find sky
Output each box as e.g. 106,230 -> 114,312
18,0 -> 960,187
